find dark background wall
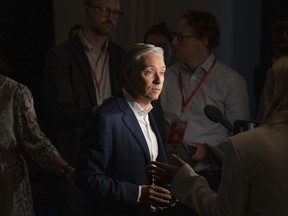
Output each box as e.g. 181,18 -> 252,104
1,0 -> 288,119
0,0 -> 54,112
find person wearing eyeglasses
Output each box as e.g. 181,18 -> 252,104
160,9 -> 250,207
42,0 -> 125,215
144,22 -> 174,67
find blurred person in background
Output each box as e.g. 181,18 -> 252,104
144,22 -> 174,67
42,0 -> 125,215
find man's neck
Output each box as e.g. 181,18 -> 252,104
123,87 -> 151,110
82,28 -> 108,51
185,51 -> 210,72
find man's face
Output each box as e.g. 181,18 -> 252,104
127,53 -> 166,106
172,18 -> 206,63
84,0 -> 120,36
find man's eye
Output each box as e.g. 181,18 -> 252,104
144,70 -> 154,76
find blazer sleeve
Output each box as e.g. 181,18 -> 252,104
171,139 -> 249,216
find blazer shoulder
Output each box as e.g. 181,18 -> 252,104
96,96 -> 129,115
47,36 -> 83,57
108,40 -> 126,55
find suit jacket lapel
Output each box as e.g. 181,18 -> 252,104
117,96 -> 151,162
71,36 -> 97,105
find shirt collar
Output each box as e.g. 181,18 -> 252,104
200,52 -> 216,72
122,88 -> 153,116
79,30 -> 109,53
181,52 -> 216,74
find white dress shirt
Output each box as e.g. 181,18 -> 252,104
161,53 -> 250,170
79,30 -> 111,105
122,89 -> 159,202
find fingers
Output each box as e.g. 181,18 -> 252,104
151,161 -> 170,169
172,154 -> 186,165
148,164 -> 171,183
140,185 -> 173,208
141,185 -> 171,200
191,150 -> 203,161
187,143 -> 209,161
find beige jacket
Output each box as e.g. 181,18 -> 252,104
172,111 -> 288,216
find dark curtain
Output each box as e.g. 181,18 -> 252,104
0,0 -> 54,112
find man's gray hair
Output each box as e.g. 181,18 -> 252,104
121,43 -> 164,73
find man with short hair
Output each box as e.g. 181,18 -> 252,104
160,10 -> 250,191
42,0 -> 125,215
76,43 -> 173,216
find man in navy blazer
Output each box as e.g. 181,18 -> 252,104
76,43 -> 173,215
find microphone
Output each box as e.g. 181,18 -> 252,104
204,105 -> 234,132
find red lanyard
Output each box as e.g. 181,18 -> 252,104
88,49 -> 108,90
179,59 -> 216,110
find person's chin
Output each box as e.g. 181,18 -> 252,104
151,94 -> 160,101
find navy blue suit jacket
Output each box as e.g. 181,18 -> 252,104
76,95 -> 166,216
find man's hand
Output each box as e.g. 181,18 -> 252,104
148,154 -> 186,184
186,142 -> 209,161
140,184 -> 173,208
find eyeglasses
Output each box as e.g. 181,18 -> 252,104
87,5 -> 123,19
171,32 -> 197,41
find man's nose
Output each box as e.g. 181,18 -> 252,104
153,73 -> 162,84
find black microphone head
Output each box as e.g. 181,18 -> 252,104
204,104 -> 234,132
204,105 -> 224,123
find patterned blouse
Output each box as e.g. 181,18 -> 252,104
0,77 -> 58,216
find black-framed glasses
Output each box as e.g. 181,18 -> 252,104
87,5 -> 123,19
171,32 -> 197,41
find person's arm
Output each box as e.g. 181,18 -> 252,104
15,84 -> 74,183
185,140 -> 229,166
150,139 -> 249,216
213,139 -> 249,216
51,154 -> 75,185
171,162 -> 218,215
